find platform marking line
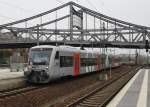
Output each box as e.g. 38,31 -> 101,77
106,69 -> 142,107
136,69 -> 148,107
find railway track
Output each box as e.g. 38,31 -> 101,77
0,68 -> 120,99
0,85 -> 45,98
0,65 -> 140,107
66,67 -> 141,107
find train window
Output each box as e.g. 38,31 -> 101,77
88,58 -> 93,66
80,58 -> 97,66
60,56 -> 73,67
80,58 -> 87,66
87,58 -> 97,66
55,51 -> 59,59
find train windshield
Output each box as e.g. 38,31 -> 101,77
29,48 -> 53,65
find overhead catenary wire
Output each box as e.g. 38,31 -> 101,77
0,0 -> 36,24
0,0 -> 34,13
86,0 -> 98,11
0,13 -> 15,20
55,0 -> 65,4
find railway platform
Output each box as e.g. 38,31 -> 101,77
0,68 -> 26,91
107,69 -> 149,107
0,68 -> 24,80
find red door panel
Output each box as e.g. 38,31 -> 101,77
74,53 -> 80,76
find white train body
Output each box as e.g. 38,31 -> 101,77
24,45 -> 120,83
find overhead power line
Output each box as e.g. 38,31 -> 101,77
86,0 -> 98,11
0,0 -> 34,13
0,13 -> 15,20
55,0 -> 65,4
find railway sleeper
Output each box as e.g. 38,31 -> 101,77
82,100 -> 103,104
79,102 -> 100,107
84,99 -> 106,103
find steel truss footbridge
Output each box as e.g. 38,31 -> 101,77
0,1 -> 150,49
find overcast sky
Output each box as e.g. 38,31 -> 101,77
0,0 -> 149,26
0,0 -> 149,55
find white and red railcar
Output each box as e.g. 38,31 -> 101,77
24,45 -> 120,83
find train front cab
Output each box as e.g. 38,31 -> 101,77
24,47 -> 53,83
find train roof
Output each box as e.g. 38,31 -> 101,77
30,45 -> 100,54
31,45 -> 79,50
58,45 -> 79,50
30,45 -> 56,49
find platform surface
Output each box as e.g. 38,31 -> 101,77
107,69 -> 149,107
0,68 -> 24,80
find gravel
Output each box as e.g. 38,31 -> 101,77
0,65 -> 137,107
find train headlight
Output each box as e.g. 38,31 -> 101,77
27,65 -> 32,71
24,67 -> 28,72
45,66 -> 49,70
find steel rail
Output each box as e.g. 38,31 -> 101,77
66,67 -> 141,107
0,85 -> 48,98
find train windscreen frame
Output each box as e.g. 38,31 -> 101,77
29,48 -> 53,65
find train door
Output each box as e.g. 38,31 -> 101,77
74,53 -> 80,76
54,51 -> 60,78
